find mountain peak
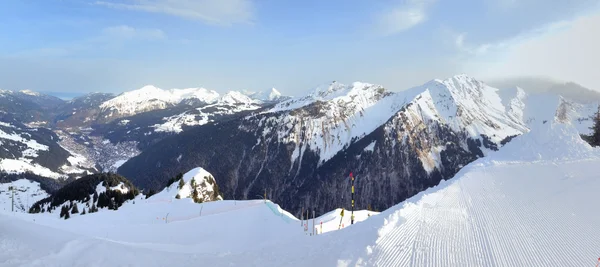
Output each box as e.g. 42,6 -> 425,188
19,89 -> 41,96
219,91 -> 257,105
99,85 -> 221,118
241,88 -> 286,102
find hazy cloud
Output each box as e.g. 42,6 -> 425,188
375,0 -> 436,36
95,0 -> 254,25
11,25 -> 166,58
461,10 -> 600,90
102,25 -> 166,40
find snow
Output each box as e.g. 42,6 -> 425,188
364,141 -> 376,152
152,111 -> 210,133
243,88 -> 284,101
0,159 -> 65,179
111,159 -> 127,170
498,87 -> 598,135
256,81 -> 419,165
100,85 -> 220,117
313,208 -> 380,234
0,128 -> 49,152
415,74 -> 526,144
2,75 -> 600,266
95,182 -> 130,195
153,167 -> 223,202
19,89 -> 40,96
0,179 -> 49,212
219,91 -> 260,105
152,93 -> 262,133
1,122 -> 599,266
257,75 -> 567,171
0,121 -> 15,128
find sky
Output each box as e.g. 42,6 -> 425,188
0,0 -> 599,97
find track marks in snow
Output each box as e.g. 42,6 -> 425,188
364,160 -> 600,266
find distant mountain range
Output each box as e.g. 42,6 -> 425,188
1,76 -> 598,216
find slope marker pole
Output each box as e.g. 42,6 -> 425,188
312,210 -> 315,236
338,208 -> 344,229
11,185 -> 14,212
350,172 -> 355,225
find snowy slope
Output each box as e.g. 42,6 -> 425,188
152,91 -> 263,133
1,122 -> 599,266
0,179 -> 49,213
410,74 -> 527,144
0,121 -> 88,179
311,208 -> 380,234
99,85 -> 220,118
315,122 -> 600,266
251,75 -> 527,169
243,88 -> 285,102
498,87 -> 598,135
153,167 -> 223,202
250,81 -> 420,165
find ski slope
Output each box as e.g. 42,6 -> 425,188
1,123 -> 600,266
0,179 -> 49,213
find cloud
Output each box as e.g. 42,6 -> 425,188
452,32 -> 494,56
95,0 -> 254,25
460,10 -> 600,90
102,25 -> 166,40
486,0 -> 520,9
375,0 -> 436,36
11,25 -> 166,58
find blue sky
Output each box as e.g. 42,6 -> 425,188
0,0 -> 599,96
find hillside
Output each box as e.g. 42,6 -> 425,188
1,74 -> 598,218
29,173 -> 140,216
0,179 -> 49,213
153,167 -> 223,203
118,75 -> 570,216
1,121 -> 599,266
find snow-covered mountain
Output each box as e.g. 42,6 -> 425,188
153,167 -> 223,202
54,92 -> 115,128
0,117 -> 93,179
98,85 -> 221,120
152,91 -> 264,133
1,74 -> 598,218
499,86 -> 598,134
120,74 -> 597,216
0,89 -> 64,125
243,88 -> 288,102
2,120 -> 599,266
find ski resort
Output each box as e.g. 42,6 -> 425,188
2,1 -> 600,266
2,119 -> 600,266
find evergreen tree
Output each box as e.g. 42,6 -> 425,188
90,203 -> 97,213
71,203 -> 79,214
93,192 -> 99,203
60,205 -> 69,218
178,177 -> 185,189
175,194 -> 181,199
97,192 -> 109,208
64,212 -> 70,220
81,208 -> 86,215
192,186 -> 202,203
146,189 -> 157,199
590,105 -> 600,146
